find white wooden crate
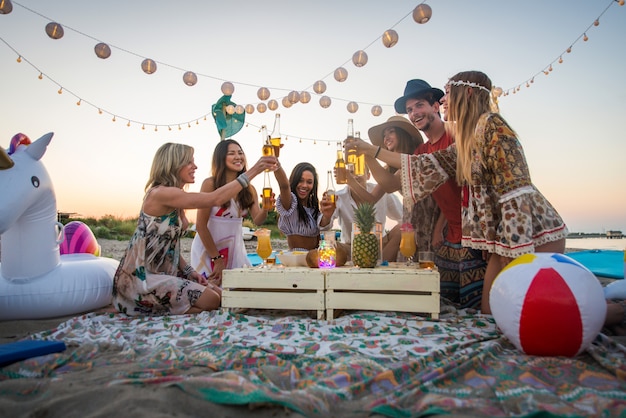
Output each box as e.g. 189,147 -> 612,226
222,267 -> 326,319
325,265 -> 440,320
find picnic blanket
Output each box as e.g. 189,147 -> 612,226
1,308 -> 626,417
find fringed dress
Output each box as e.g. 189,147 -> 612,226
401,112 -> 568,260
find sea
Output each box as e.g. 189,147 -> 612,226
566,237 -> 626,252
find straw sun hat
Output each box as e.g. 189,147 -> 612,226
367,115 -> 423,148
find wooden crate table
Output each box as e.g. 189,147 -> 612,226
324,264 -> 440,320
222,267 -> 326,319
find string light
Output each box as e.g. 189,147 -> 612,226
501,0 -> 616,96
0,2 -> 419,127
1,0 -> 620,138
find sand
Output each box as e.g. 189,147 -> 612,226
1,238 -> 312,418
0,239 -> 618,417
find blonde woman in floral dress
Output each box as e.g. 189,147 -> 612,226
112,142 -> 276,316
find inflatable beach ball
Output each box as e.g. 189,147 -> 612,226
59,221 -> 101,256
490,253 -> 606,357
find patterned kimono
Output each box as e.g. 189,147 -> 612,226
112,209 -> 205,316
401,112 -> 568,259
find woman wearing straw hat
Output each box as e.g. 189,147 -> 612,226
363,116 -> 440,261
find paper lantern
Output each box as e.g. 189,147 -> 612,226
334,67 -> 348,82
313,80 -> 326,94
382,30 -> 398,48
59,221 -> 101,256
141,58 -> 157,74
490,253 -> 606,357
299,91 -> 311,104
0,0 -> 13,14
257,87 -> 270,101
245,104 -> 255,114
94,43 -> 111,59
234,105 -> 244,114
347,101 -> 359,113
281,97 -> 292,108
371,105 -> 383,116
287,90 -> 300,104
183,71 -> 197,86
45,22 -> 64,39
352,50 -> 368,67
257,103 -> 267,113
221,82 -> 234,96
412,4 -> 432,24
267,99 -> 278,111
319,96 -> 331,108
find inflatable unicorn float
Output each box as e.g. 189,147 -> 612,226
0,132 -> 118,320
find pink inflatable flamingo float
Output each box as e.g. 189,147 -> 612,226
0,132 -> 118,320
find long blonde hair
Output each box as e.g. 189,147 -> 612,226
145,142 -> 194,191
447,71 -> 493,185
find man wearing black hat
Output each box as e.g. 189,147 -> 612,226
399,79 -> 487,309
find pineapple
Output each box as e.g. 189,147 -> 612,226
352,202 -> 379,268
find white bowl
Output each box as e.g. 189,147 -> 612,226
277,251 -> 308,267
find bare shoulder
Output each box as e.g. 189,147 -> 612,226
200,177 -> 216,192
143,186 -> 182,214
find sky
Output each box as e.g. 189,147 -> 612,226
1,0 -> 625,234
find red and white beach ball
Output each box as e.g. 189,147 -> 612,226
59,221 -> 101,256
490,253 -> 606,357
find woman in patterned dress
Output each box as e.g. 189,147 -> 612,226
112,142 -> 276,316
191,140 -> 270,284
346,71 -> 567,314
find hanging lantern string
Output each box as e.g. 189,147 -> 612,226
2,0 -> 622,134
245,121 -> 338,145
309,4 -> 419,91
0,35 -> 210,129
0,35 -> 344,143
501,0 -> 620,96
9,0 -> 426,105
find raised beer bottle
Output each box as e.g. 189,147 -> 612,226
345,119 -> 357,174
325,170 -> 336,210
260,125 -> 274,172
334,143 -> 347,184
270,113 -> 281,157
354,131 -> 365,177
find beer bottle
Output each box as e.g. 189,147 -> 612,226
354,131 -> 366,177
335,143 -> 347,184
270,113 -> 281,157
346,119 -> 357,174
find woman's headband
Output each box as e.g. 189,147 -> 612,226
446,79 -> 491,95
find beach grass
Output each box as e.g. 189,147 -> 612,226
65,214 -> 284,241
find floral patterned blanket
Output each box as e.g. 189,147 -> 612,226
2,308 -> 626,417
